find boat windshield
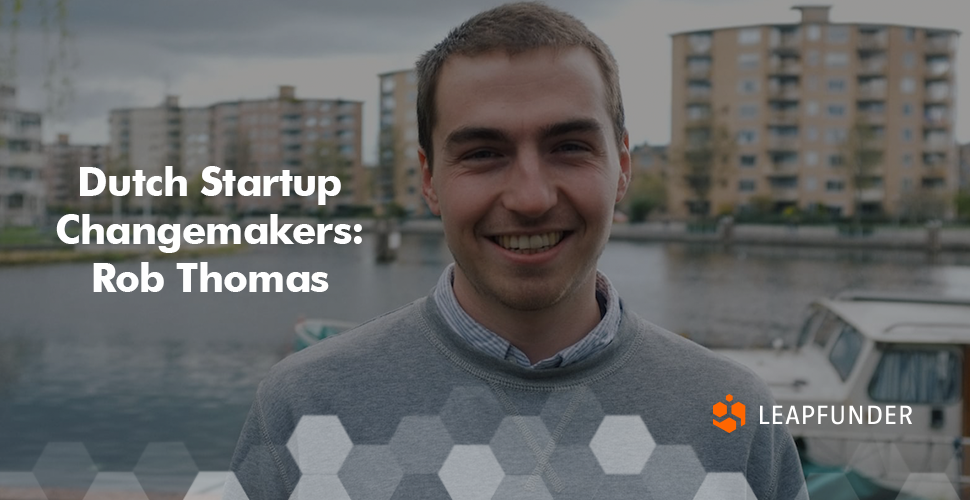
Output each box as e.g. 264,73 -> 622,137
812,311 -> 843,349
796,306 -> 825,347
829,324 -> 864,381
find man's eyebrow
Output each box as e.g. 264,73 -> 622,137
540,119 -> 603,139
444,127 -> 510,149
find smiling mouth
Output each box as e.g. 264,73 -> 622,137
490,232 -> 566,255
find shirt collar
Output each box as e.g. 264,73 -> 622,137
432,263 -> 621,369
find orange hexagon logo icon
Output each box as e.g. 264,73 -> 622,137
713,394 -> 745,433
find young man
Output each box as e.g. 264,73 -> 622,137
226,4 -> 806,499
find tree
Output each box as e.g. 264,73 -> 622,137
308,139 -> 353,213
224,137 -> 252,216
838,119 -> 884,228
0,0 -> 76,117
183,172 -> 211,216
956,189 -> 970,223
670,113 -> 735,220
625,172 -> 667,223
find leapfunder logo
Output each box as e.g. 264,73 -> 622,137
713,394 -> 745,433
712,394 -> 915,433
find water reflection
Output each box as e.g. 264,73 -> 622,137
0,236 -> 967,470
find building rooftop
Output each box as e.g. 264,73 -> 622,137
669,5 -> 960,37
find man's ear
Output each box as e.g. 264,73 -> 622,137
420,148 -> 441,216
616,132 -> 632,204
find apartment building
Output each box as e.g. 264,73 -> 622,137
960,142 -> 969,189
44,134 -> 109,212
668,5 -> 960,219
377,69 -> 428,217
110,86 -> 365,215
208,86 -> 365,214
0,86 -> 45,227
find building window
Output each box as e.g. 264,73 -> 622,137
737,52 -> 760,70
826,179 -> 845,192
828,154 -> 844,166
902,128 -> 913,142
900,77 -> 916,94
826,78 -> 846,92
805,177 -> 818,191
688,33 -> 712,52
806,101 -> 819,116
826,104 -> 846,117
824,52 -> 849,68
827,25 -> 849,44
902,177 -> 913,190
737,130 -> 758,145
381,78 -> 395,93
806,24 -> 821,41
687,104 -> 711,120
805,151 -> 819,166
738,104 -> 759,119
738,79 -> 759,94
740,154 -> 757,167
738,179 -> 756,192
904,27 -> 916,42
902,103 -> 913,116
738,28 -> 761,45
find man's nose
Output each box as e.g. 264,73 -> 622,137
501,151 -> 557,218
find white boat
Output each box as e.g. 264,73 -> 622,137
719,291 -> 970,498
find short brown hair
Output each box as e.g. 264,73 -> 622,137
416,2 -> 625,168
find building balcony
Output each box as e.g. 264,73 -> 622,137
859,187 -> 884,202
0,123 -> 42,142
767,136 -> 800,151
925,37 -> 952,54
923,141 -> 952,153
923,116 -> 951,128
770,36 -> 801,53
0,151 -> 45,168
768,111 -> 800,125
771,187 -> 800,201
767,87 -> 800,101
685,115 -> 712,127
857,86 -> 887,100
857,112 -> 885,125
687,66 -> 711,78
924,92 -> 951,104
686,89 -> 712,102
768,61 -> 801,75
857,61 -> 886,75
857,34 -> 888,51
925,65 -> 952,79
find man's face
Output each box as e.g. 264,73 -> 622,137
421,46 -> 630,312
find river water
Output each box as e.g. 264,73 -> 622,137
1,235 -> 969,471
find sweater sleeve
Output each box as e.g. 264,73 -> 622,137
746,412 -> 808,500
225,394 -> 299,500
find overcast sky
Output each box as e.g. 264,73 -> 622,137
12,0 -> 970,164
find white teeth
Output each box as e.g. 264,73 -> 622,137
494,232 -> 564,253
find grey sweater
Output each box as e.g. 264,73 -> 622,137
226,295 -> 806,500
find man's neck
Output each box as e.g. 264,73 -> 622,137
451,268 -> 602,364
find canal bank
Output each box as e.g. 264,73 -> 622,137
397,218 -> 970,253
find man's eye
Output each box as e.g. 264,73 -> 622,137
556,142 -> 590,153
464,150 -> 500,160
